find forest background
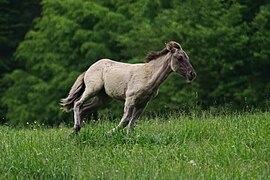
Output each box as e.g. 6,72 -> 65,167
0,0 -> 269,126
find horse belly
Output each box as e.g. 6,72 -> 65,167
103,71 -> 129,100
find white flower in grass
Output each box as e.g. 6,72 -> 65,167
189,160 -> 196,166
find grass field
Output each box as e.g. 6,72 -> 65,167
0,111 -> 270,179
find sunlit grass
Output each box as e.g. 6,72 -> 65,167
0,112 -> 270,179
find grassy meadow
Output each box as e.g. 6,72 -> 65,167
0,111 -> 270,179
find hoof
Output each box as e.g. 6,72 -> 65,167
106,130 -> 114,136
73,125 -> 81,134
69,131 -> 77,137
106,128 -> 117,135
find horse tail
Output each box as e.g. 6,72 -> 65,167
60,72 -> 86,112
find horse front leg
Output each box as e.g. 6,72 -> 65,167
109,99 -> 134,133
127,106 -> 145,134
110,107 -> 133,133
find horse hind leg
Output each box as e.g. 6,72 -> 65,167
73,85 -> 102,133
80,93 -> 109,118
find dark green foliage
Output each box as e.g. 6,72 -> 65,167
0,0 -> 41,123
0,0 -> 40,62
1,0 -> 270,125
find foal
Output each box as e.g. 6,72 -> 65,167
61,41 -> 196,133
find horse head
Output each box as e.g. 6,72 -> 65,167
166,41 -> 196,82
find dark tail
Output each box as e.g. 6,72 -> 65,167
60,72 -> 86,112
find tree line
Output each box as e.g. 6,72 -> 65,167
0,0 -> 269,126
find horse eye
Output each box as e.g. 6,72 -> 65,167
178,56 -> 183,61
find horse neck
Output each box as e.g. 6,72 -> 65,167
146,54 -> 172,91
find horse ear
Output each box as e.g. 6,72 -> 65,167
166,42 -> 177,53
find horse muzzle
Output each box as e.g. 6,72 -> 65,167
186,70 -> 196,82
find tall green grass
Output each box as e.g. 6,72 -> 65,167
0,112 -> 269,179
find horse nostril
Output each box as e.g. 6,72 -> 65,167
189,71 -> 196,79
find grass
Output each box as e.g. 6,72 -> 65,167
0,111 -> 270,179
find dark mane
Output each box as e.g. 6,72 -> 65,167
145,48 -> 169,62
